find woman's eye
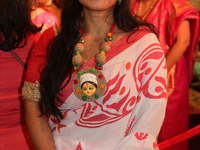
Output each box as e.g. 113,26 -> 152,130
83,87 -> 87,91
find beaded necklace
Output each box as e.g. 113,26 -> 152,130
72,21 -> 115,102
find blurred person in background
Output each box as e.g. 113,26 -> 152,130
132,0 -> 199,150
32,0 -> 59,34
42,0 -> 65,24
0,0 -> 41,149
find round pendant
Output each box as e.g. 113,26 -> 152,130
72,67 -> 107,102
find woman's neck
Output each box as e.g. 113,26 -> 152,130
81,7 -> 115,37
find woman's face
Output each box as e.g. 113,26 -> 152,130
78,0 -> 117,11
81,82 -> 97,96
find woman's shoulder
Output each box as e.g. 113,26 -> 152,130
111,26 -> 159,55
163,0 -> 195,10
40,25 -> 58,40
42,10 -> 58,22
41,25 -> 61,39
32,26 -> 58,54
31,8 -> 45,20
128,26 -> 157,43
165,0 -> 188,3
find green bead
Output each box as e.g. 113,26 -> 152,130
118,0 -> 122,3
94,94 -> 99,99
76,65 -> 80,68
100,50 -> 105,53
105,38 -> 109,41
77,34 -> 81,38
96,63 -> 102,67
77,72 -> 82,76
82,96 -> 87,101
90,68 -> 95,73
78,39 -> 83,43
75,51 -> 80,55
111,35 -> 113,38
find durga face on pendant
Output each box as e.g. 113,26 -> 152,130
72,67 -> 107,102
81,81 -> 97,96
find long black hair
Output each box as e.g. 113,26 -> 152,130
0,0 -> 40,51
40,0 -> 155,121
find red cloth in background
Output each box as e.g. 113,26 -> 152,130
0,32 -> 41,150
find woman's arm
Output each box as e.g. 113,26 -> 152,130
165,20 -> 190,72
22,27 -> 58,150
24,100 -> 56,150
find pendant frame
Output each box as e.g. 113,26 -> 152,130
72,67 -> 107,102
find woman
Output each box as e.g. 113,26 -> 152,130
0,0 -> 41,149
132,0 -> 199,149
23,0 -> 167,149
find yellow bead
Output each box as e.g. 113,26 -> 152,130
109,37 -> 113,41
107,41 -> 111,45
100,51 -> 105,55
74,66 -> 77,71
107,32 -> 112,37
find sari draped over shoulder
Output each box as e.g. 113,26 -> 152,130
133,0 -> 199,150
